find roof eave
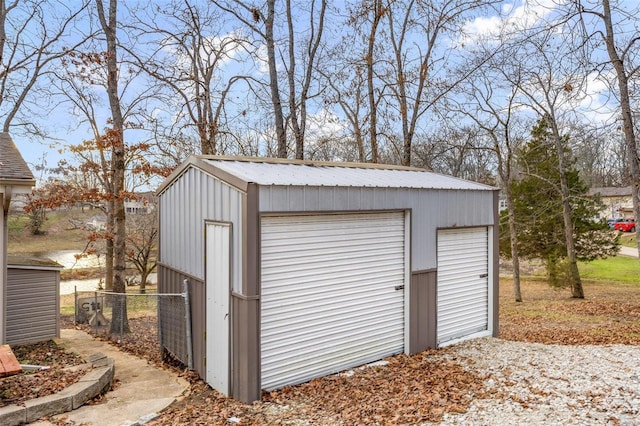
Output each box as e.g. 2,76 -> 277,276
0,178 -> 36,189
197,154 -> 424,172
156,155 -> 250,196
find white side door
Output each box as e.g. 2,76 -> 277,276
205,222 -> 231,395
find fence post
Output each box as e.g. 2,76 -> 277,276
157,290 -> 163,358
119,293 -> 124,344
73,286 -> 78,326
183,279 -> 193,370
93,291 -> 98,335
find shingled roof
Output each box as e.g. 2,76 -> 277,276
0,132 -> 35,184
588,187 -> 632,198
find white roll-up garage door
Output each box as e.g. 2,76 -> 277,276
261,212 -> 406,391
437,227 -> 489,346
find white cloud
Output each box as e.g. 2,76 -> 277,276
573,70 -> 618,124
462,0 -> 565,44
161,29 -> 248,71
305,109 -> 349,141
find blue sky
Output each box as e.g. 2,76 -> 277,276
8,0 -> 638,183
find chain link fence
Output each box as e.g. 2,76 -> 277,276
74,283 -> 192,368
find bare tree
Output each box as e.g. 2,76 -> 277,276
453,55 -> 529,301
365,0 -> 383,163
95,0 -> 129,333
125,208 -> 157,293
571,0 -> 640,257
381,0 -> 499,166
211,0 -> 288,157
126,0 -> 262,156
506,31 -> 589,298
285,0 -> 327,160
0,0 -> 89,134
321,63 -> 368,162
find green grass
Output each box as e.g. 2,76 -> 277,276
7,215 -> 29,233
579,256 -> 640,283
619,233 -> 637,248
7,208 -> 96,253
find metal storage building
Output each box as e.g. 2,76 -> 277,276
157,156 -> 499,403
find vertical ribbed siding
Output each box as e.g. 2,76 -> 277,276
6,268 -> 59,345
437,227 -> 489,345
259,186 -> 495,272
159,168 -> 243,292
158,265 -> 206,379
260,212 -> 405,390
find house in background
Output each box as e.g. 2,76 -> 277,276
588,187 -> 634,219
0,133 -> 36,344
124,192 -> 157,215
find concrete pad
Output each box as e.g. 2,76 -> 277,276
50,328 -> 189,426
619,246 -> 639,257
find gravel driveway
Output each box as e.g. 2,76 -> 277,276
437,338 -> 640,425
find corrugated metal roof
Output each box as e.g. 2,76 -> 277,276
204,158 -> 494,191
0,132 -> 35,182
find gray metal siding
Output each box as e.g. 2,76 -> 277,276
6,268 -> 59,345
158,264 -> 206,379
159,167 -> 244,292
259,186 -> 495,271
409,270 -> 437,353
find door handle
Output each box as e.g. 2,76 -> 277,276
395,285 -> 404,291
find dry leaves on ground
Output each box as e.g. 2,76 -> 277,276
148,350 -> 489,425
499,287 -> 640,345
51,278 -> 640,425
0,340 -> 87,408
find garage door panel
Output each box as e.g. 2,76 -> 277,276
262,301 -> 403,331
262,286 -> 402,313
437,227 -> 489,345
261,258 -> 403,282
262,270 -> 404,295
262,313 -> 404,353
262,329 -> 404,374
262,299 -> 404,337
262,290 -> 403,331
262,240 -> 403,262
261,212 -> 405,390
439,284 -> 488,301
263,341 -> 402,388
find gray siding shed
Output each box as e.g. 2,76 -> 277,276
6,256 -> 62,345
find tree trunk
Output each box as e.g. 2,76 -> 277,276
96,0 -> 129,333
548,117 -> 584,298
601,0 -> 640,259
285,0 -> 303,160
104,206 -> 114,291
366,0 -> 381,163
505,184 -> 522,302
265,0 -> 287,158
